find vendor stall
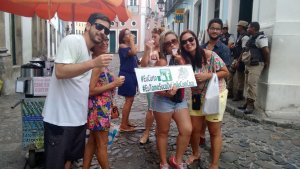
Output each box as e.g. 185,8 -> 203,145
14,60 -> 52,168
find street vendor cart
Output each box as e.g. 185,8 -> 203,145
13,61 -> 52,168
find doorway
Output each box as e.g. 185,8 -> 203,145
109,30 -> 116,53
239,0 -> 253,23
130,30 -> 137,44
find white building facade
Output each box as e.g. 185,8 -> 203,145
163,0 -> 300,120
0,12 -> 65,95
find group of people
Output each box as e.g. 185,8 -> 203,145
41,11 -> 270,169
220,20 -> 270,114
136,19 -> 229,169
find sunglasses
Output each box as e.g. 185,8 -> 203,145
94,23 -> 110,35
181,37 -> 195,45
164,39 -> 178,47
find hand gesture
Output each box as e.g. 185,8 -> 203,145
93,54 -> 112,68
130,34 -> 135,42
194,72 -> 212,83
167,86 -> 178,96
113,76 -> 125,87
145,40 -> 155,51
172,48 -> 178,56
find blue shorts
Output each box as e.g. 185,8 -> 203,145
152,94 -> 188,113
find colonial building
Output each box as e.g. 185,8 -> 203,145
0,12 -> 65,95
109,0 -> 163,53
162,0 -> 300,120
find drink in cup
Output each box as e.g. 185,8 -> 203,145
119,76 -> 125,80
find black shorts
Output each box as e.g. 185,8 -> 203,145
43,122 -> 86,169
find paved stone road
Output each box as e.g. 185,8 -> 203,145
0,54 -> 299,169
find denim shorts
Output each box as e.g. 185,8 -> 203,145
152,94 -> 188,113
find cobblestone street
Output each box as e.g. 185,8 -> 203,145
0,54 -> 299,169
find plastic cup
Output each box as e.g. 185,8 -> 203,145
172,48 -> 178,56
120,76 -> 125,80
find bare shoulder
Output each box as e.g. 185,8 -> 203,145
119,44 -> 128,48
204,49 -> 213,57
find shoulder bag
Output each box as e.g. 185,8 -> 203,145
104,72 -> 120,119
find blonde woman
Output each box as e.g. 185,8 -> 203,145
139,27 -> 164,144
153,30 -> 192,169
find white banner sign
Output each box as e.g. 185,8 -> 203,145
135,65 -> 197,93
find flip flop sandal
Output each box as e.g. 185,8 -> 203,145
120,126 -> 136,132
139,134 -> 150,144
128,122 -> 138,127
185,156 -> 200,165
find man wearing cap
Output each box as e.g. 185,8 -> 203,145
228,20 -> 249,100
238,21 -> 270,114
220,23 -> 235,48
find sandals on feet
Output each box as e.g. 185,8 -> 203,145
128,122 -> 138,127
169,156 -> 187,169
160,163 -> 170,169
185,155 -> 200,165
139,134 -> 149,144
120,126 -> 136,132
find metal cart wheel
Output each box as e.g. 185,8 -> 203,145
28,150 -> 36,168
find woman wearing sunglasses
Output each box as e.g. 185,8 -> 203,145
83,38 -> 125,169
118,28 -> 139,132
139,27 -> 164,144
179,30 -> 229,169
152,30 -> 192,169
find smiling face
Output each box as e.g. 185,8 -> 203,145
181,32 -> 197,54
164,33 -> 179,55
92,37 -> 109,57
207,22 -> 222,40
89,19 -> 110,44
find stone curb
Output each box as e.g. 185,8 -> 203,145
226,103 -> 300,130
